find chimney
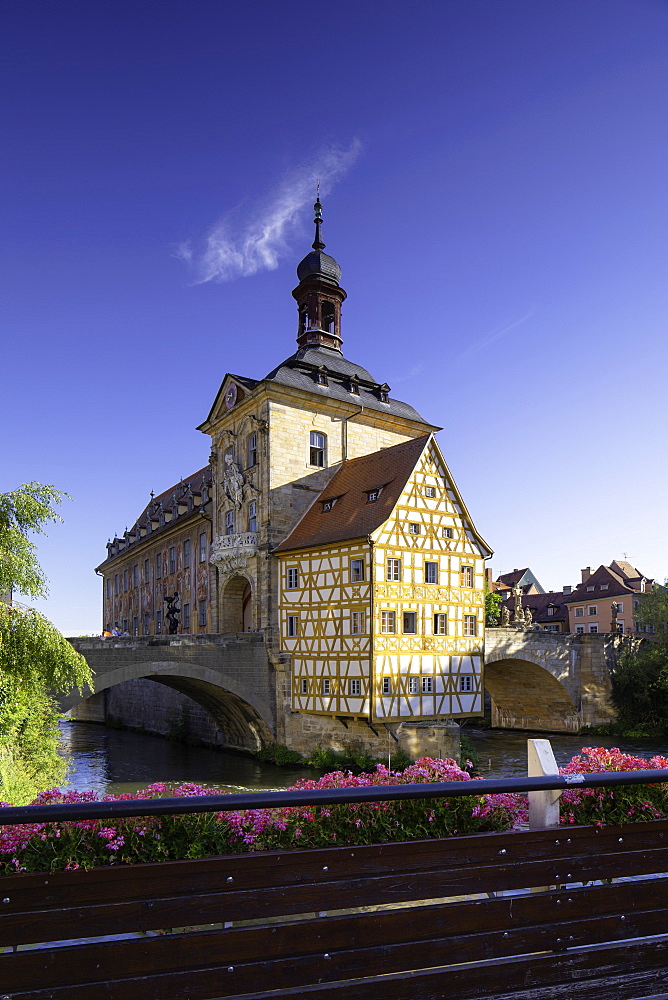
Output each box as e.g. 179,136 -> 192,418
563,585 -> 572,595
485,568 -> 493,586
580,567 -> 591,584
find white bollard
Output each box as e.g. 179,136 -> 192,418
527,739 -> 561,830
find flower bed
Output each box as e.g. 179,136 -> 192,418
2,749 -> 668,874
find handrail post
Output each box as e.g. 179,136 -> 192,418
527,739 -> 561,830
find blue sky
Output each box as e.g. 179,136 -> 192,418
3,0 -> 667,634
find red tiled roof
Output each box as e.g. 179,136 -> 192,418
273,436 -> 430,553
562,564 -> 640,605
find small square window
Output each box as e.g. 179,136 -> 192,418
322,678 -> 331,695
600,584 -> 609,591
422,676 -> 433,693
461,566 -> 473,588
351,611 -> 366,634
301,678 -> 309,695
380,610 -> 396,633
387,558 -> 401,581
349,678 -> 361,696
460,676 -> 473,692
366,488 -> 382,503
408,523 -> 420,535
403,611 -> 417,634
586,585 -> 595,592
576,625 -> 585,634
286,567 -> 299,589
433,613 -> 447,635
425,561 -> 438,584
287,615 -> 299,637
425,486 -> 436,498
464,615 -> 477,636
443,527 -> 453,539
574,607 -> 584,617
382,677 -> 391,695
350,558 -> 365,583
408,677 -> 420,694
589,624 -> 598,633
321,497 -> 337,512
588,606 -> 597,616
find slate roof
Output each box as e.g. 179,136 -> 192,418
273,435 -> 431,553
263,345 -> 430,424
497,568 -> 532,588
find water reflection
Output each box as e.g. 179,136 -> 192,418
58,722 -> 320,795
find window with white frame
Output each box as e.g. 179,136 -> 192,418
543,623 -> 559,632
199,532 -> 207,562
422,676 -> 433,693
350,558 -> 364,583
287,615 -> 298,637
387,558 -> 401,581
403,611 -> 417,634
425,561 -> 438,584
301,678 -> 308,695
443,527 -> 453,539
460,676 -> 473,692
547,607 -> 555,616
574,607 -> 584,617
433,613 -> 448,635
425,486 -> 436,498
247,432 -> 257,468
380,610 -> 396,633
588,606 -> 597,616
408,523 -> 420,535
616,602 -> 624,613
349,678 -> 361,696
460,566 -> 473,587
248,500 -> 257,532
586,586 -> 595,592
589,624 -> 598,633
366,488 -> 382,503
408,677 -> 420,694
351,611 -> 365,634
309,431 -> 326,467
576,625 -> 585,633
321,678 -> 331,695
225,511 -> 234,535
600,584 -> 609,591
463,615 -> 477,636
286,567 -> 299,589
382,677 -> 391,695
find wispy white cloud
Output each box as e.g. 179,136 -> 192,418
456,308 -> 536,361
175,140 -> 362,283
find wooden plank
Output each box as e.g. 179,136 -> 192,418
6,938 -> 668,1000
2,839 -> 668,946
2,877 -> 667,994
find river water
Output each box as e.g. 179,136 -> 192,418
59,721 -> 668,795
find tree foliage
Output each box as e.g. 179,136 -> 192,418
485,590 -> 502,626
0,483 -> 70,597
634,581 -> 668,641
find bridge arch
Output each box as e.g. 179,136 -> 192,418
484,657 -> 580,733
62,637 -> 276,750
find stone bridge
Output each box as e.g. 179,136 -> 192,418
64,633 -> 277,750
484,627 -> 621,733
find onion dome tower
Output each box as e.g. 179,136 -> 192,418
293,198 -> 347,352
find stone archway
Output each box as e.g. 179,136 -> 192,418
220,574 -> 254,633
484,657 -> 580,733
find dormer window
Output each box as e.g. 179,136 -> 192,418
600,584 -> 609,591
586,585 -> 595,592
366,488 -> 382,504
321,497 -> 338,512
349,376 -> 360,395
316,366 -> 328,386
378,383 -> 390,403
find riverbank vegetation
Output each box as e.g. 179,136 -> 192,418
609,582 -> 668,736
0,483 -> 92,805
2,747 -> 668,874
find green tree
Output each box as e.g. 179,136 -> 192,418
0,484 -> 92,803
610,583 -> 668,735
485,590 -> 502,626
633,581 -> 668,642
0,482 -> 70,598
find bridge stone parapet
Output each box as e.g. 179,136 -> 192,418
64,632 -> 276,750
484,628 -> 620,732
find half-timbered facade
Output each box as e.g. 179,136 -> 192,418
275,435 -> 491,723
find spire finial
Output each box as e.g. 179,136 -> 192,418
312,182 -> 325,250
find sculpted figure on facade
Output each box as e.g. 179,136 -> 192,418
222,452 -> 245,509
524,605 -> 533,627
512,581 -> 525,625
501,605 -> 510,627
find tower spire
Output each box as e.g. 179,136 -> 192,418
312,189 -> 325,250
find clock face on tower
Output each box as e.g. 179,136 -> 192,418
224,383 -> 238,409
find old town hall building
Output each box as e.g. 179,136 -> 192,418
97,202 -> 492,754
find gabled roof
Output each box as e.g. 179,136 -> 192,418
501,590 -> 569,622
197,373 -> 260,429
562,564 -> 641,605
273,436 -> 431,553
